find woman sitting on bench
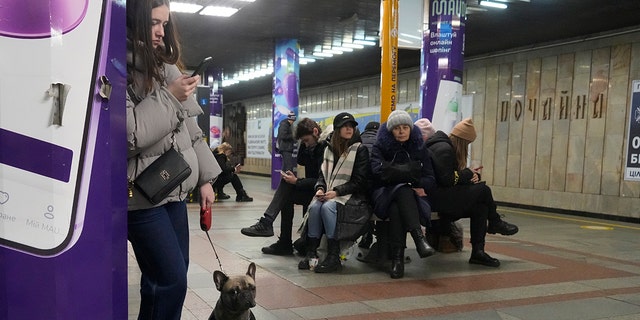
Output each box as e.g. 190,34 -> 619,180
370,110 -> 437,279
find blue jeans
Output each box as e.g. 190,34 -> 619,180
307,200 -> 337,239
128,201 -> 189,320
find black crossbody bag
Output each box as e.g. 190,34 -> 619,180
134,146 -> 192,205
128,85 -> 192,205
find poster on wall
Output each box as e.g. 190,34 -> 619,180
624,80 -> 640,181
210,116 -> 223,149
247,118 -> 272,159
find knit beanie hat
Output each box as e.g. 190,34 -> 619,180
287,111 -> 296,121
414,118 -> 435,139
451,118 -> 477,142
386,110 -> 413,131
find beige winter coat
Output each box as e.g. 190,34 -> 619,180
127,63 -> 221,210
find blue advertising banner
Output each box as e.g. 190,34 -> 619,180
0,0 -> 127,318
272,39 -> 299,189
420,0 -> 467,133
624,80 -> 640,181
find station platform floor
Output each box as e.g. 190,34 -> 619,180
128,174 -> 640,320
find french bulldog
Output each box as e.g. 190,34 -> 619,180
209,262 -> 257,320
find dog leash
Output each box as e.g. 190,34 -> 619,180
201,207 -> 224,272
204,230 -> 224,273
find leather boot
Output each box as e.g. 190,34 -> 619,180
236,189 -> 253,202
409,228 -> 435,258
298,237 -> 320,270
315,239 -> 341,273
390,246 -> 405,279
469,243 -> 500,267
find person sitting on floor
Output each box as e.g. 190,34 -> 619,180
425,118 -> 518,267
211,142 -> 253,202
298,112 -> 372,273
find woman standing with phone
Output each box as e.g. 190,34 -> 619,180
126,1 -> 221,319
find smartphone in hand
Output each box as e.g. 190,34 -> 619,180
191,56 -> 213,77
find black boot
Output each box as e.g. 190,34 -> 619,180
409,228 -> 435,258
315,239 -> 341,273
390,246 -> 405,279
298,237 -> 320,270
215,188 -> 230,200
487,219 -> 518,235
236,189 -> 253,202
469,243 -> 500,267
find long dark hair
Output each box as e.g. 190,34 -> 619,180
329,127 -> 349,157
127,0 -> 181,93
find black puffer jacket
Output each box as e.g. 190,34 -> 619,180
360,128 -> 378,156
369,123 -> 436,222
294,138 -> 327,192
212,149 -> 235,175
425,130 -> 483,215
371,123 -> 437,192
424,130 -> 474,187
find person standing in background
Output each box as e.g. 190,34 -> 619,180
126,1 -> 221,319
278,111 -> 296,172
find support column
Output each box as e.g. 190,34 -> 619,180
380,0 -> 399,122
272,39 -> 299,189
420,0 -> 467,133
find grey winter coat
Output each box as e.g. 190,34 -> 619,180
127,63 -> 221,210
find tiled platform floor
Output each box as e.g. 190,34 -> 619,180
128,175 -> 640,320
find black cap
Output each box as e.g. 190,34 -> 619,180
333,112 -> 358,128
365,121 -> 380,131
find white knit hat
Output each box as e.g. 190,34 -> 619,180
386,110 -> 413,131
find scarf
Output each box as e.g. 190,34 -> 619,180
320,142 -> 361,205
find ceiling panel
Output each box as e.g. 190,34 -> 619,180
173,0 -> 640,102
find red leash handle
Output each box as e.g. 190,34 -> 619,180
200,206 -> 211,231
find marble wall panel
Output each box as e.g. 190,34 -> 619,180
583,47 -> 611,194
494,63 -> 513,186
482,65 -> 499,185
566,50 -> 592,193
506,61 -> 526,187
466,67 -> 487,173
620,42 -> 640,198
520,58 -> 541,188
534,56 -> 558,190
602,44 -> 632,196
549,53 -> 574,191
